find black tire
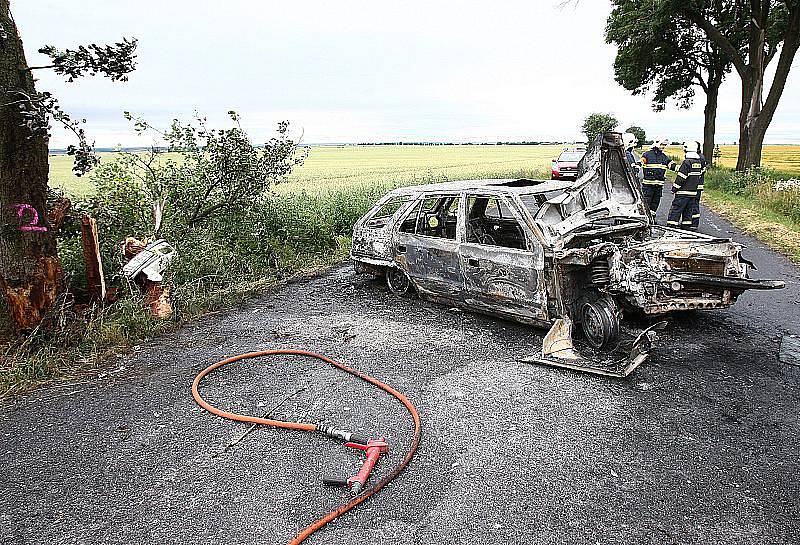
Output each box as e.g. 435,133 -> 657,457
386,266 -> 412,296
581,300 -> 620,348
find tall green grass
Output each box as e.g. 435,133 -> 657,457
704,167 -> 800,224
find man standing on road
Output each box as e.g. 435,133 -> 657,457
641,137 -> 677,219
667,141 -> 706,231
623,133 -> 644,185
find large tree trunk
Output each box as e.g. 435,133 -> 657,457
0,0 -> 63,332
735,2 -> 800,170
702,77 -> 720,165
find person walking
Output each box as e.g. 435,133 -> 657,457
667,141 -> 706,231
640,137 -> 677,218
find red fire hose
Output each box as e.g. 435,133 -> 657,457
191,349 -> 422,545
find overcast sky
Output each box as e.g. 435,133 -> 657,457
13,0 -> 800,148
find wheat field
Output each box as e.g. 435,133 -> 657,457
48,144 -> 800,198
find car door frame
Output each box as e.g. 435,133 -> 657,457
392,193 -> 464,303
458,191 -> 549,324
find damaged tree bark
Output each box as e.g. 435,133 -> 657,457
0,0 -> 64,331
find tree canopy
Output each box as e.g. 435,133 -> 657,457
582,113 -> 619,143
672,0 -> 800,169
606,0 -> 732,112
626,125 -> 647,146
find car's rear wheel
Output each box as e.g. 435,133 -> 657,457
581,300 -> 619,348
386,266 -> 412,296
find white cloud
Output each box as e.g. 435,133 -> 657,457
12,0 -> 800,148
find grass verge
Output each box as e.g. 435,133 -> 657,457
703,189 -> 800,263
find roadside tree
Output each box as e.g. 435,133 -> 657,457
0,0 -> 136,331
89,112 -> 306,244
625,125 -> 647,146
606,0 -> 734,164
675,0 -> 800,169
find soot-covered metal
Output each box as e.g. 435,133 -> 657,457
351,132 -> 784,376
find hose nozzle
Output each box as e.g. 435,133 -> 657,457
315,423 -> 368,445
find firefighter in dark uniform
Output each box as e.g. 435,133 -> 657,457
640,137 -> 677,217
667,141 -> 706,231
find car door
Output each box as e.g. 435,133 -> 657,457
459,193 -> 548,323
393,194 -> 463,301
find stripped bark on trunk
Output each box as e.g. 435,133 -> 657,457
0,0 -> 64,331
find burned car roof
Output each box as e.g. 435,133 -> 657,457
385,135 -> 650,247
388,178 -> 574,196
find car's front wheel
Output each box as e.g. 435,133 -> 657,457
581,299 -> 619,348
386,266 -> 412,296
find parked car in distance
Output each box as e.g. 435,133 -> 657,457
551,147 -> 586,180
350,133 -> 783,376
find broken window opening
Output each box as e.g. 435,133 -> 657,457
364,196 -> 410,229
411,195 -> 460,240
399,199 -> 422,233
466,195 -> 526,250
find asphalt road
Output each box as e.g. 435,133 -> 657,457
2,203 -> 799,545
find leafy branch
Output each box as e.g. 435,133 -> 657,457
32,38 -> 138,82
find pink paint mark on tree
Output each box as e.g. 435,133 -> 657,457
10,204 -> 48,232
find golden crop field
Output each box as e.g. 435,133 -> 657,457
48,143 -> 800,198
47,145 -> 558,197
714,145 -> 800,172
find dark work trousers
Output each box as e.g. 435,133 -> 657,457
691,196 -> 701,230
667,194 -> 696,230
641,184 -> 662,215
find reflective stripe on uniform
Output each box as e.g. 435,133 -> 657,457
676,190 -> 697,196
642,180 -> 664,186
677,172 -> 688,179
692,214 -> 701,218
666,220 -> 680,225
697,184 -> 704,189
681,220 -> 693,225
646,164 -> 668,170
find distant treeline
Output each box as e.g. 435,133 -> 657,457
50,142 -> 574,153
356,141 -> 571,146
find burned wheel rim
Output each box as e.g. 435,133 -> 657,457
581,300 -> 619,348
386,267 -> 411,296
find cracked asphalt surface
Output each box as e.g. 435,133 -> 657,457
2,203 -> 799,545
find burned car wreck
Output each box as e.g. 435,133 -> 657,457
351,133 -> 784,376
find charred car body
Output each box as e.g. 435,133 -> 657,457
351,133 -> 784,376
